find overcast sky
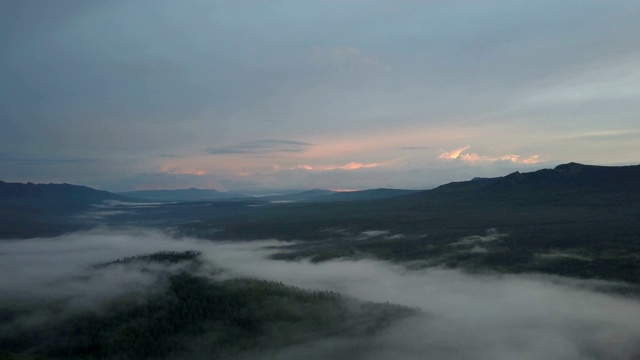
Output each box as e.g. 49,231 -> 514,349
2,0 -> 639,192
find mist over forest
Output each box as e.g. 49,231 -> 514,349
2,229 -> 640,359
2,163 -> 640,359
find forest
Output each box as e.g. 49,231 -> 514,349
0,251 -> 415,360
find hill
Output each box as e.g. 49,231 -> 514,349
257,188 -> 335,202
0,250 -> 415,360
182,163 -> 640,284
260,188 -> 422,202
0,181 -> 133,238
425,162 -> 640,203
0,181 -> 128,204
318,188 -> 422,202
119,188 -> 247,202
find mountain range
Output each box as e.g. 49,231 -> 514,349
2,162 -> 639,242
118,188 -> 246,202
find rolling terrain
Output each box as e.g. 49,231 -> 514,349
180,163 -> 640,284
119,188 -> 248,202
0,181 -> 135,238
2,163 -> 640,359
2,163 -> 639,285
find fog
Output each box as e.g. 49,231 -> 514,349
2,228 -> 640,359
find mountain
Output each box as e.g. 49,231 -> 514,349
0,181 -> 133,238
259,188 -> 422,202
119,188 -> 247,202
318,188 -> 422,202
258,189 -> 336,202
187,162 -> 640,284
0,181 -> 129,206
421,162 -> 640,205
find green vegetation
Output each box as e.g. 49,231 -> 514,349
0,251 -> 415,360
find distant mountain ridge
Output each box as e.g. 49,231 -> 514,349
0,181 -> 128,204
319,188 -> 422,201
3,162 -> 638,205
259,189 -> 335,202
119,187 -> 423,203
118,188 -> 247,202
421,162 -> 640,205
0,181 -> 133,238
478,162 -> 635,189
2,162 -> 639,239
194,162 -> 640,286
258,188 -> 423,202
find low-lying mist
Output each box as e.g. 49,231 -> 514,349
2,228 -> 640,359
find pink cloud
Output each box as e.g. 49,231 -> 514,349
289,162 -> 380,171
439,145 -> 471,160
522,155 -> 541,164
289,165 -> 314,170
335,162 -> 379,170
440,146 -> 542,164
159,164 -> 207,176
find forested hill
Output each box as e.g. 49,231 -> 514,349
0,181 -> 128,205
0,251 -> 415,360
419,162 -> 640,204
0,181 -> 133,238
191,162 -> 640,284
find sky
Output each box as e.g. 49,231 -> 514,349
1,0 -> 639,193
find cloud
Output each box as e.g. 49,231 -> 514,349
159,164 -> 208,176
337,162 -> 379,170
440,146 -> 541,164
207,140 -> 313,155
439,145 -> 470,160
2,229 -> 640,359
200,240 -> 640,360
290,165 -> 315,171
289,162 -> 380,171
323,162 -> 380,171
458,153 -> 541,164
0,229 -> 193,311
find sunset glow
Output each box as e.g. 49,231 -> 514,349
2,1 -> 638,191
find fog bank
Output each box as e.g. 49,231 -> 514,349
2,229 -> 639,359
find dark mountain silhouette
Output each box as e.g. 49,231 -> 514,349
260,188 -> 422,202
420,162 -> 640,205
0,181 -> 133,238
0,181 -> 130,206
194,163 -> 640,284
317,188 -> 422,202
259,189 -> 337,202
119,188 -> 247,202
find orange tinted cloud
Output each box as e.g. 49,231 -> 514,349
160,164 -> 207,176
333,162 -> 379,170
440,146 -> 542,164
521,155 -> 541,164
439,145 -> 471,159
290,165 -> 314,170
289,162 -> 380,171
